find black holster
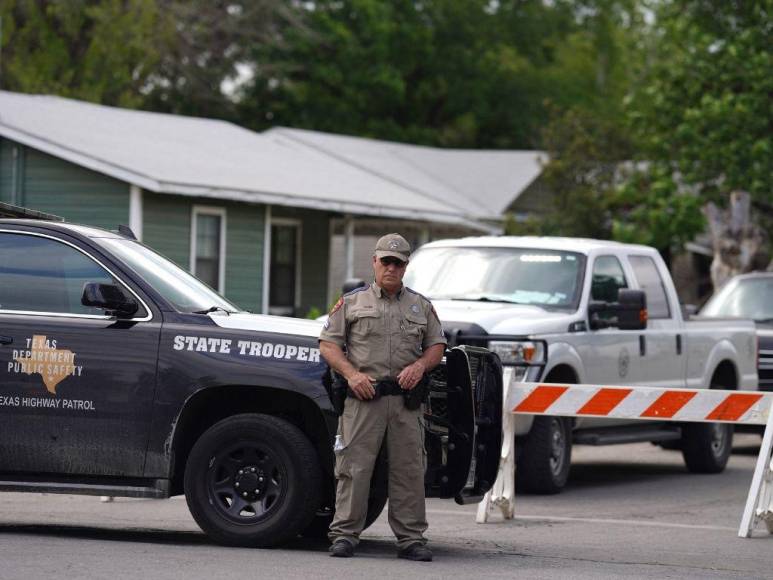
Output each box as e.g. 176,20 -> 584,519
331,373 -> 348,416
403,374 -> 429,410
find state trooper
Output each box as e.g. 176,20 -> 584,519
319,233 -> 446,561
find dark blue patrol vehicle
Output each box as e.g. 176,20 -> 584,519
0,211 -> 503,547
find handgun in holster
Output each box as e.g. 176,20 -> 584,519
403,373 -> 430,410
331,372 -> 348,416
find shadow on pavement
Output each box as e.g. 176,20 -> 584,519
0,522 -> 330,552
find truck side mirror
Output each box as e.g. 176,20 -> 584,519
342,278 -> 367,294
588,289 -> 647,331
82,282 -> 138,318
616,289 -> 648,330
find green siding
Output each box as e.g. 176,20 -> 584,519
143,193 -> 266,313
225,203 -> 265,313
273,206 -> 331,317
142,193 -> 193,270
21,145 -> 129,227
0,138 -> 17,203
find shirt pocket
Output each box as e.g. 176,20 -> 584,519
402,312 -> 427,340
349,308 -> 382,338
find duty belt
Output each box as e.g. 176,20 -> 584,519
347,379 -> 403,399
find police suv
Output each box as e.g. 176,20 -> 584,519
403,236 -> 758,494
0,214 -> 503,547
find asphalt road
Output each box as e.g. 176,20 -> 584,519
2,435 -> 772,580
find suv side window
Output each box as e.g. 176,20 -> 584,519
0,232 -> 129,316
629,255 -> 671,319
591,255 -> 628,302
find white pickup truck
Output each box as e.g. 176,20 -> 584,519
403,236 -> 758,494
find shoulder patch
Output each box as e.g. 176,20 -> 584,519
329,297 -> 344,316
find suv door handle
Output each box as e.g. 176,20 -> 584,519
0,335 -> 13,345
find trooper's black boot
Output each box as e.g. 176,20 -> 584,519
397,543 -> 433,562
329,539 -> 355,558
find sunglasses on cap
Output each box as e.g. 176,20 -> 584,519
380,256 -> 406,267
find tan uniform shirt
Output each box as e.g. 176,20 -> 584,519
320,283 -> 447,380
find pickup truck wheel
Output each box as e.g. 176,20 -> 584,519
300,493 -> 388,539
184,413 -> 322,547
515,416 -> 572,494
681,421 -> 733,473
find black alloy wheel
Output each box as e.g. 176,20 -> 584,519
184,413 -> 322,547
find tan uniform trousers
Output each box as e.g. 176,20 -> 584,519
328,394 -> 427,548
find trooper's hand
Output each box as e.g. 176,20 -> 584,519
347,372 -> 376,400
398,360 -> 426,390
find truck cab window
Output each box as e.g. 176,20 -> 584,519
0,232 -> 116,316
629,255 -> 671,319
591,255 -> 628,302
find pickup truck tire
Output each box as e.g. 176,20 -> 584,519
184,413 -> 322,547
515,416 -> 572,494
680,422 -> 733,474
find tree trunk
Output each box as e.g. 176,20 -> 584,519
703,191 -> 770,290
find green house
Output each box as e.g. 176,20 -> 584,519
0,91 -> 545,315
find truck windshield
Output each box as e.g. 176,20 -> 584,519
701,275 -> 773,322
97,238 -> 240,313
404,246 -> 586,309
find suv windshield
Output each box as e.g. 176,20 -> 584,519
701,276 -> 773,322
96,238 -> 239,313
404,246 -> 586,309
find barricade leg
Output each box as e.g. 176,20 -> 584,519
739,410 -> 773,537
477,369 -> 516,523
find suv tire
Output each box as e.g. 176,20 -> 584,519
184,413 -> 322,547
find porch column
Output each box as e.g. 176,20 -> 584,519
262,205 -> 272,314
344,215 -> 355,280
129,184 -> 143,241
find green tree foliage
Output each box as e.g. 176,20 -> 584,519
0,0 -> 165,107
142,0 -> 303,120
240,0 -> 635,148
619,0 -> 773,249
506,105 -> 634,239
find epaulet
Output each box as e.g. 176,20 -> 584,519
329,285 -> 368,316
405,287 -> 430,303
343,285 -> 369,298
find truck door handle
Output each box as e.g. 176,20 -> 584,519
676,334 -> 682,355
639,335 -> 646,356
0,335 -> 13,345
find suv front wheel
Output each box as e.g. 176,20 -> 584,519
184,413 -> 322,547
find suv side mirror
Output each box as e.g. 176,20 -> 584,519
589,289 -> 648,331
342,278 -> 367,294
82,282 -> 138,318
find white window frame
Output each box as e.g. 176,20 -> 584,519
268,217 -> 302,316
190,205 -> 227,294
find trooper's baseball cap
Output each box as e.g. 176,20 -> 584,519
374,233 -> 411,262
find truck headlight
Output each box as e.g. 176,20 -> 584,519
488,340 -> 546,366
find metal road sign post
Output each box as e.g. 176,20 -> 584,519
476,381 -> 773,538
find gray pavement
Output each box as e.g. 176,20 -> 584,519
1,435 -> 772,579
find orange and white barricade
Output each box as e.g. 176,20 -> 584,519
476,381 -> 773,538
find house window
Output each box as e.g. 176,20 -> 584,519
269,222 -> 300,315
191,207 -> 226,293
